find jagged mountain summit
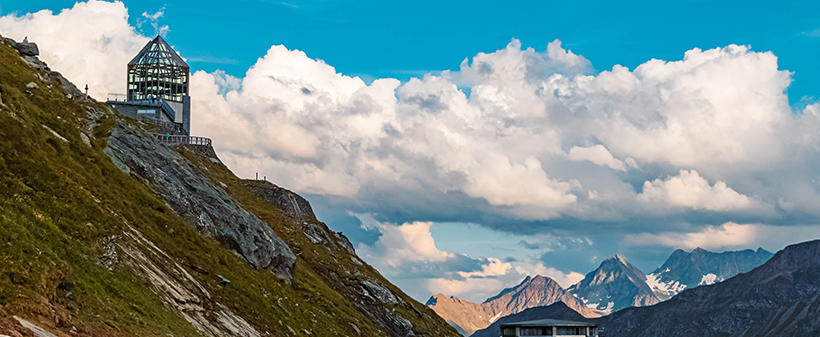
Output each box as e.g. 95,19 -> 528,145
601,240 -> 820,337
0,36 -> 460,337
427,275 -> 596,336
567,254 -> 661,313
646,247 -> 773,299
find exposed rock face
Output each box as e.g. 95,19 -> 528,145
15,42 -> 39,56
12,316 -> 58,337
104,122 -> 296,281
646,247 -> 773,299
568,254 -> 660,313
242,180 -> 315,219
601,240 -> 820,337
117,225 -> 260,337
471,302 -> 595,337
242,180 -> 361,258
428,275 -> 596,336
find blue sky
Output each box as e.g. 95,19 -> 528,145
3,0 -> 820,302
7,0 -> 820,103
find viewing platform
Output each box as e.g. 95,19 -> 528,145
151,134 -> 212,146
108,93 -> 185,133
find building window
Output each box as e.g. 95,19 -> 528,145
137,109 -> 155,115
556,326 -> 583,335
501,327 -> 516,337
521,327 -> 552,336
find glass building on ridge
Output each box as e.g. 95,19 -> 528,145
108,35 -> 191,134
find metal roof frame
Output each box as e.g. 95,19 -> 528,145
128,35 -> 188,67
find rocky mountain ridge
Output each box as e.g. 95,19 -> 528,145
567,254 -> 661,313
646,247 -> 773,299
600,240 -> 820,337
426,275 -> 596,336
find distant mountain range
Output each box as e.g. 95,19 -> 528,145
601,240 -> 820,336
427,247 -> 773,336
426,275 -> 596,336
646,247 -> 773,299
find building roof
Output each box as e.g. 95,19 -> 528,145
128,35 -> 188,68
499,319 -> 598,327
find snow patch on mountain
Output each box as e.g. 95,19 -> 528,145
488,311 -> 503,323
646,272 -> 687,298
699,273 -> 719,285
604,302 -> 615,313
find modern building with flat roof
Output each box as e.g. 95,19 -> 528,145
499,318 -> 599,337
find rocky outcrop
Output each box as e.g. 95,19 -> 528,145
242,180 -> 315,219
104,122 -> 296,281
601,240 -> 820,337
15,42 -> 39,57
646,247 -> 773,299
568,254 -> 660,313
242,180 -> 358,256
428,275 -> 596,336
1,36 -> 82,99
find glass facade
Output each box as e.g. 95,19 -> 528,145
126,36 -> 189,104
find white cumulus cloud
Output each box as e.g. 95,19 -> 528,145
0,0 -> 149,99
568,144 -> 629,171
638,170 -> 753,211
624,222 -> 757,250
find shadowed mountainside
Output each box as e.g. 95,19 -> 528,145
601,240 -> 820,337
647,247 -> 773,299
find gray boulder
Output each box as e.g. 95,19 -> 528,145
16,42 -> 39,56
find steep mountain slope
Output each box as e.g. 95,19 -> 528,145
470,302 -> 594,337
601,240 -> 820,337
646,247 -> 773,299
0,36 -> 460,337
568,254 -> 660,313
427,275 -> 595,336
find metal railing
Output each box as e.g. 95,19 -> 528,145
108,92 -> 178,121
108,93 -> 128,102
152,134 -> 212,146
137,115 -> 185,135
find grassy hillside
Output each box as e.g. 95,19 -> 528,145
0,37 -> 459,337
